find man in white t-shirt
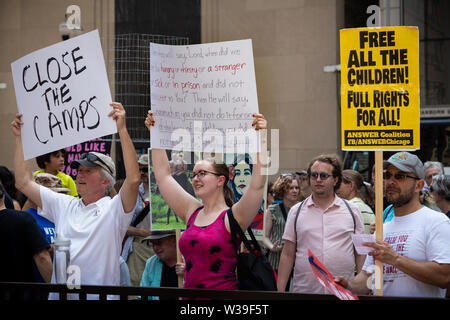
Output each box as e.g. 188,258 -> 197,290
335,152 -> 450,298
12,102 -> 140,299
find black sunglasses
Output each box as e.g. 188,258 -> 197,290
310,171 -> 333,180
80,153 -> 114,176
383,171 -> 419,181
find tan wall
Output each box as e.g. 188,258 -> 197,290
1,0 -> 346,177
202,0 -> 345,177
0,0 -> 114,170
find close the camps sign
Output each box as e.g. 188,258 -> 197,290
340,26 -> 420,150
11,30 -> 116,160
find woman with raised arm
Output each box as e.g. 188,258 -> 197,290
145,111 -> 267,290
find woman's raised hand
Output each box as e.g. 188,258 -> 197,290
252,113 -> 267,131
145,110 -> 155,131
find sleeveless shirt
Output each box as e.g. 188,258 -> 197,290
179,207 -> 239,290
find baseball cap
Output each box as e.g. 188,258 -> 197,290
384,152 -> 424,180
141,230 -> 176,242
70,152 -> 116,177
138,154 -> 149,166
34,173 -> 70,193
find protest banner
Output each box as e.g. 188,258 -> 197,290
307,249 -> 359,300
11,30 -> 116,160
149,39 -> 259,155
340,26 -> 420,150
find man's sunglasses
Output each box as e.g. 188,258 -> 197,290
383,171 -> 419,181
310,171 -> 334,180
280,173 -> 296,178
80,153 -> 114,176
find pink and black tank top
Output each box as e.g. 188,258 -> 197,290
179,206 -> 239,290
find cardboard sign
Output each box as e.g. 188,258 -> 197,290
340,27 -> 420,150
307,249 -> 359,300
149,39 -> 259,154
11,30 -> 116,160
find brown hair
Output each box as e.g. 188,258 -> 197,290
307,154 -> 343,191
204,158 -> 234,208
272,174 -> 300,200
342,169 -> 374,207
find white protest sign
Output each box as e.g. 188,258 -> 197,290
11,29 -> 116,160
150,39 -> 259,154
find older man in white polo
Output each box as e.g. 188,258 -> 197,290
12,102 -> 140,299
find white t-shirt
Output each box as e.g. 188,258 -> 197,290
362,206 -> 450,297
38,186 -> 134,299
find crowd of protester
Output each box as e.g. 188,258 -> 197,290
0,105 -> 449,300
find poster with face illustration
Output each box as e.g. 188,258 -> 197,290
227,153 -> 267,240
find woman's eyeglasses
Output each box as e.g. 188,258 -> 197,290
189,170 -> 222,180
310,171 -> 333,180
383,171 -> 419,181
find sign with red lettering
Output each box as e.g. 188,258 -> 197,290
307,249 -> 359,300
149,40 -> 259,154
11,30 -> 116,160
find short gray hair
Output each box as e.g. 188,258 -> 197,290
430,174 -> 450,201
424,161 -> 444,173
99,168 -> 116,196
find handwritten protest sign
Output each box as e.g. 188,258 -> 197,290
11,30 -> 116,160
340,27 -> 420,150
149,39 -> 259,154
307,249 -> 359,300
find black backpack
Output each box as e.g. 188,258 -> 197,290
227,208 -> 278,291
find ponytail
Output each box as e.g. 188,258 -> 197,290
223,184 -> 235,208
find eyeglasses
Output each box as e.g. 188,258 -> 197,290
383,171 -> 420,181
189,170 -> 222,180
80,153 -> 114,176
310,171 -> 333,180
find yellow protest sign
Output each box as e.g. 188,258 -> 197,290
340,26 -> 420,150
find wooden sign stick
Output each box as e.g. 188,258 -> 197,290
374,150 -> 384,296
175,228 -> 183,289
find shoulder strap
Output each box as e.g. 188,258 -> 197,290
342,199 -> 356,233
294,200 -> 305,244
227,208 -> 260,254
279,203 -> 288,221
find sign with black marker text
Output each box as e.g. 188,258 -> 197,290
11,30 -> 116,160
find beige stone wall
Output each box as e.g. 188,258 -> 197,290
202,0 -> 345,177
1,0 -> 346,177
0,0 -> 114,170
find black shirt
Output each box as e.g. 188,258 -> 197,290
0,209 -> 50,282
160,262 -> 178,288
160,262 -> 178,300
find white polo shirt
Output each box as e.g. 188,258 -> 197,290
38,186 -> 134,298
